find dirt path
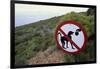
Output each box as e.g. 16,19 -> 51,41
27,47 -> 66,65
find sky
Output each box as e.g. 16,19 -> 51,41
15,3 -> 88,27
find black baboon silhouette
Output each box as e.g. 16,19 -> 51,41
58,31 -> 74,49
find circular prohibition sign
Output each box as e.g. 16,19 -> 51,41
55,20 -> 87,54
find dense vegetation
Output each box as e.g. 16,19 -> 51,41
15,8 -> 95,65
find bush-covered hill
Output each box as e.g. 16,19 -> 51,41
15,8 -> 95,65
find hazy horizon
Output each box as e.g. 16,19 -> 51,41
15,4 -> 88,27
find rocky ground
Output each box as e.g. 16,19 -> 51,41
27,46 -> 66,65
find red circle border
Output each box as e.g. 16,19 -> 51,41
55,20 -> 87,55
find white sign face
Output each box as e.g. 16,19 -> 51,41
55,21 -> 87,54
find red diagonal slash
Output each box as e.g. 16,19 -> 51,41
59,28 -> 81,50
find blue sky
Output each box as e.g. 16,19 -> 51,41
15,4 -> 88,27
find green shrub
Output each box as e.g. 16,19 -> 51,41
64,55 -> 74,62
73,53 -> 88,62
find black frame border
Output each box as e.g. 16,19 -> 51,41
10,0 -> 97,68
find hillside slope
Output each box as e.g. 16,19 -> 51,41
15,8 -> 95,65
